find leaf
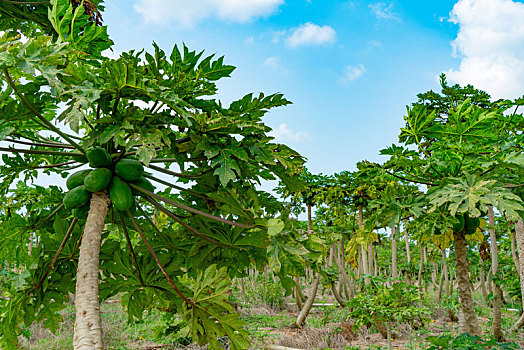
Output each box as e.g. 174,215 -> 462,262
266,218 -> 284,236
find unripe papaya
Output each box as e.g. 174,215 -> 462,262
131,176 -> 155,196
109,176 -> 133,211
84,168 -> 112,192
86,146 -> 112,168
452,215 -> 465,233
72,203 -> 90,220
63,185 -> 90,209
115,159 -> 144,181
464,213 -> 480,235
66,169 -> 92,190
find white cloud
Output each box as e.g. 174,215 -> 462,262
445,0 -> 524,99
340,64 -> 366,83
134,0 -> 284,27
369,2 -> 400,21
264,56 -> 280,69
245,36 -> 255,44
286,22 -> 336,47
269,123 -> 309,142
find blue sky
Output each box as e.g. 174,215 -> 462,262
102,0 -> 524,176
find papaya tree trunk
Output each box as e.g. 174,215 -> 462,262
405,226 -> 411,263
488,206 -> 503,340
510,228 -> 520,275
293,274 -> 321,328
391,226 -> 398,278
453,230 -> 481,336
73,192 -> 110,350
307,204 -> 312,232
510,218 -> 524,332
418,244 -> 424,304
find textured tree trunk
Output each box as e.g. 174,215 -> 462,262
511,229 -> 520,275
405,226 -> 411,263
510,218 -> 524,332
443,249 -> 449,297
418,245 -> 424,304
358,205 -> 370,284
391,226 -> 398,279
307,204 -> 312,232
479,267 -> 488,302
488,206 -> 503,340
373,245 -> 378,276
73,192 -> 110,350
294,274 -> 321,328
438,262 -> 445,302
453,230 -> 481,336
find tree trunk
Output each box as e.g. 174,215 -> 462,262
488,206 -> 503,340
443,249 -> 449,297
479,267 -> 488,302
73,192 -> 110,350
391,226 -> 398,279
511,229 -> 520,276
418,245 -> 424,304
438,261 -> 445,302
405,226 -> 411,263
510,218 -> 524,332
453,230 -> 481,336
307,204 -> 312,232
294,274 -> 321,328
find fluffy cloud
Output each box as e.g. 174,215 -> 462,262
264,56 -> 280,69
134,0 -> 284,27
340,64 -> 366,83
369,2 -> 400,21
286,22 -> 336,47
445,0 -> 524,99
269,123 -> 309,142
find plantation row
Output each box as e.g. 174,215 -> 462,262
0,1 -> 523,350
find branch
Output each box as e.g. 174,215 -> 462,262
119,213 -> 145,287
126,211 -> 195,306
143,197 -> 229,248
0,146 -> 82,157
384,170 -> 437,186
34,218 -> 76,291
2,69 -> 85,153
144,174 -> 208,199
5,138 -> 76,149
130,183 -> 254,229
28,161 -> 79,169
147,164 -> 206,179
0,0 -> 50,4
31,203 -> 64,231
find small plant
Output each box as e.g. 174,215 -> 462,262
348,279 -> 429,339
427,333 -> 520,349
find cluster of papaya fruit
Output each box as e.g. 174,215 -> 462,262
62,146 -> 155,219
450,213 -> 480,234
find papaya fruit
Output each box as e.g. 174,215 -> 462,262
84,168 -> 112,192
72,203 -> 90,220
115,159 -> 144,181
464,213 -> 480,235
86,146 -> 112,168
131,176 -> 155,195
66,169 -> 92,190
109,176 -> 133,211
452,214 -> 465,233
63,185 -> 90,209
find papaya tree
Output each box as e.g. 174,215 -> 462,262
381,75 -> 524,336
0,1 -> 305,349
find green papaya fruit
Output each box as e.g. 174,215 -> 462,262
72,203 -> 90,220
109,176 -> 133,211
66,169 -> 92,190
63,185 -> 90,209
86,146 -> 112,168
464,213 -> 480,235
119,198 -> 137,215
131,176 -> 155,195
115,159 -> 144,181
84,168 -> 112,192
452,215 -> 465,233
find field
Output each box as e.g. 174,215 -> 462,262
21,274 -> 524,350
